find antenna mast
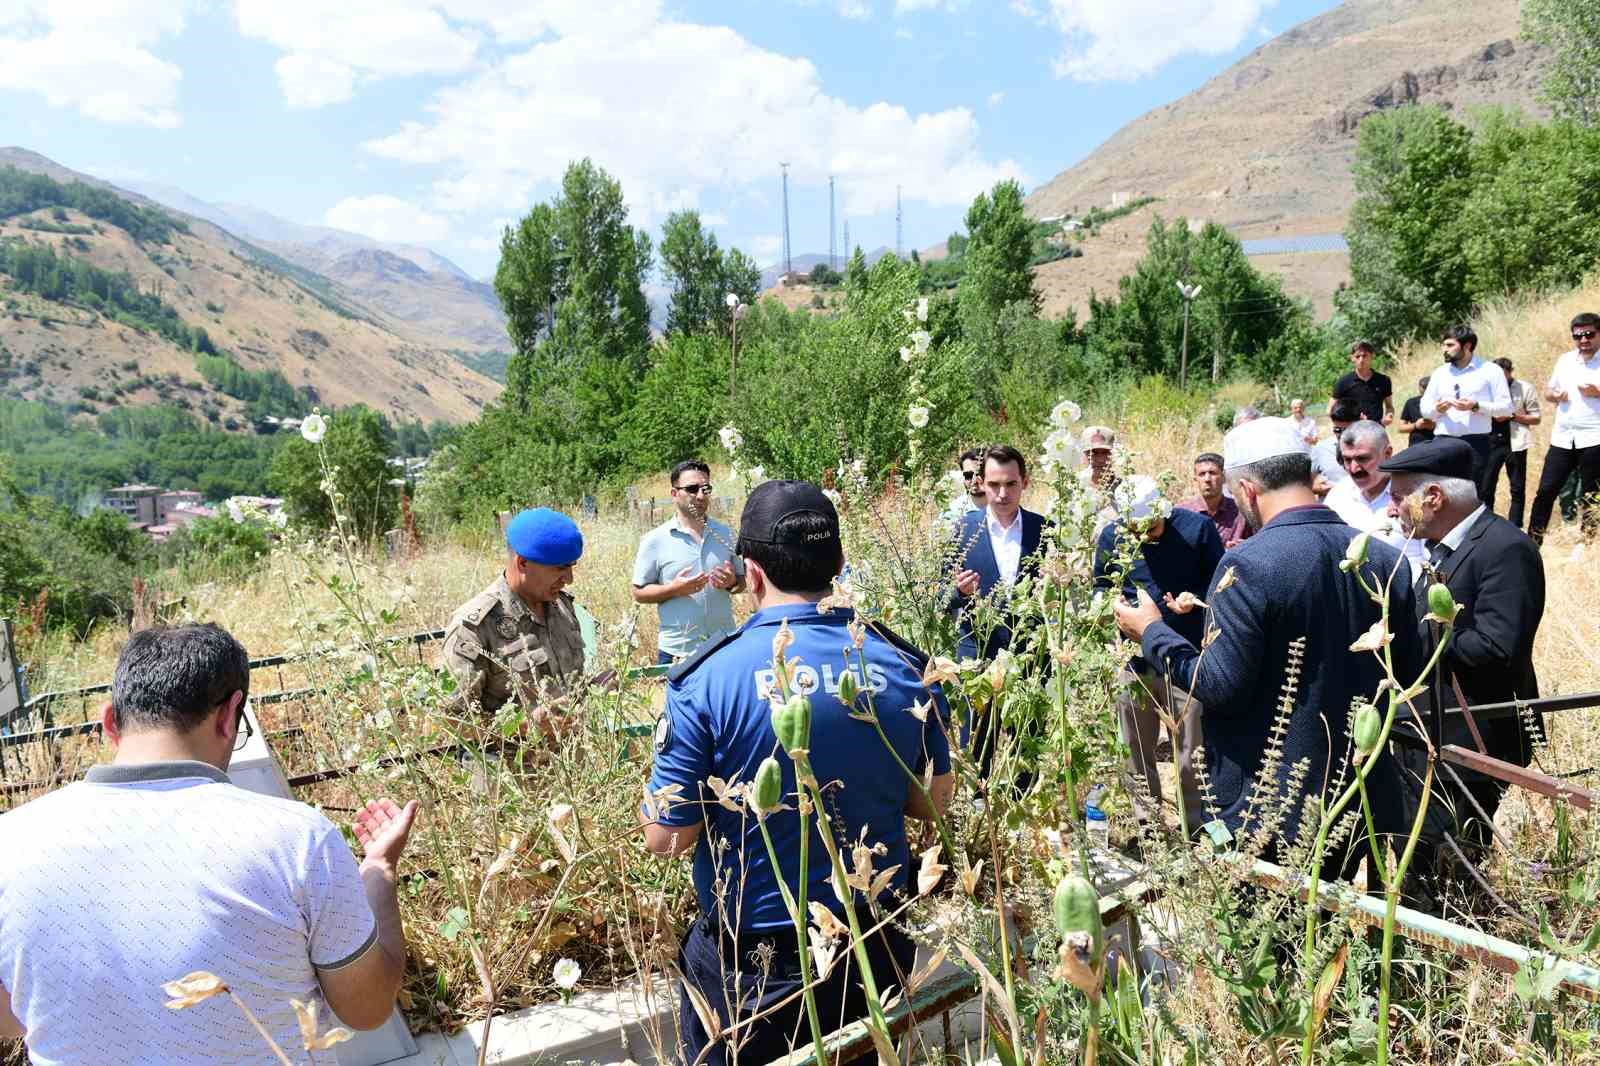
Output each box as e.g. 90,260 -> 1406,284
780,162 -> 792,280
828,175 -> 836,272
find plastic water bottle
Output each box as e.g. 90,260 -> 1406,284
1084,785 -> 1110,851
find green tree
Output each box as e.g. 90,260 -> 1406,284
658,211 -> 761,336
957,179 -> 1039,318
269,407 -> 398,537
1338,105 -> 1474,346
494,159 -> 654,392
1524,0 -> 1600,126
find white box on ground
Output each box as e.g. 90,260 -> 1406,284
234,701 -> 419,1066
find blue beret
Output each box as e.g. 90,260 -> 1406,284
506,508 -> 583,566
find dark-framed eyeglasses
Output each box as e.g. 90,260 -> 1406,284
961,469 -> 981,481
677,484 -> 714,496
233,702 -> 254,753
1574,330 -> 1597,341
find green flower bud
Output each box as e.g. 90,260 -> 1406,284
1052,874 -> 1104,953
836,669 -> 860,706
771,692 -> 812,755
1428,582 -> 1458,622
752,757 -> 784,813
1340,532 -> 1371,572
1352,702 -> 1382,755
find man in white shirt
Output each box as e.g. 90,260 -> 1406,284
1420,324 -> 1512,491
1529,312 -> 1600,543
1484,357 -> 1542,529
0,624 -> 417,1065
1324,420 -> 1426,578
1309,401 -> 1357,497
947,445 -> 1048,661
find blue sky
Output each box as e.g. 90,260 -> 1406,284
1,0 -> 1341,279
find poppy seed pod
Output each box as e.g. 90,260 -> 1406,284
771,692 -> 812,755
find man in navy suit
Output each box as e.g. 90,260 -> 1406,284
945,446 -> 1049,779
947,444 -> 1049,662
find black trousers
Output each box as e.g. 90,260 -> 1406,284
1455,433 -> 1492,490
676,911 -> 917,1066
1481,442 -> 1528,528
1529,443 -> 1600,543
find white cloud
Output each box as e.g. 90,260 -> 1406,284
274,53 -> 356,107
362,10 -> 1026,222
0,0 -> 187,126
836,0 -> 870,19
324,194 -> 451,242
987,91 -> 1004,107
894,0 -> 965,10
1035,0 -> 1275,81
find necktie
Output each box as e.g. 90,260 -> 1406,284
1415,541 -> 1452,602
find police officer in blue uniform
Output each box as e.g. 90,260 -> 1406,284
644,480 -> 954,1066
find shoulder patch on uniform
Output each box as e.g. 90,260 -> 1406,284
459,590 -> 500,627
667,626 -> 743,684
450,633 -> 485,661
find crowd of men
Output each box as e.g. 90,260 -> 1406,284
1,318 -> 1594,1065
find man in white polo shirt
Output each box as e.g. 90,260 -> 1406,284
1420,324 -> 1512,492
1324,419 -> 1426,579
1530,311 -> 1600,543
632,460 -> 744,665
0,624 -> 417,1064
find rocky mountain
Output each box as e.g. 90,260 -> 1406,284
118,180 -> 507,351
1021,0 -> 1544,318
0,149 -> 500,424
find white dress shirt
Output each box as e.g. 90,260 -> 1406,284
987,509 -> 1024,586
1508,379 -> 1541,452
1548,348 -> 1600,450
1325,478 -> 1427,578
1422,357 -> 1513,437
1436,503 -> 1488,554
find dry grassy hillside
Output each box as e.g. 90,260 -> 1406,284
1024,0 -> 1546,318
0,205 -> 499,424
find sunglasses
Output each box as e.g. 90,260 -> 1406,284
233,702 -> 254,753
677,484 -> 714,496
1574,330 -> 1597,341
961,470 -> 981,480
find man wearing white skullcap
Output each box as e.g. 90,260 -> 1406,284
1093,475 -> 1224,834
1109,418 -> 1424,871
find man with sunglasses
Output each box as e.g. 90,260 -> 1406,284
941,446 -> 988,524
633,460 -> 745,665
444,507 -> 589,730
0,624 -> 418,1062
1529,313 -> 1600,543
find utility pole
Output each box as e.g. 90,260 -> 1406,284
780,162 -> 792,281
895,185 -> 903,259
829,175 -> 836,273
843,219 -> 850,263
1176,281 -> 1202,390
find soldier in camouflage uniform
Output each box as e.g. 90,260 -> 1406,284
443,508 -> 587,735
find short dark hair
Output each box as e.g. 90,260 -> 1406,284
111,624 -> 249,733
1445,324 -> 1477,350
1329,399 -> 1361,425
1572,312 -> 1600,331
737,512 -> 842,595
1495,357 -> 1514,373
1229,452 -> 1313,493
1417,377 -> 1431,392
670,460 -> 710,487
1350,340 -> 1375,356
982,444 -> 1027,482
1194,452 -> 1224,469
958,446 -> 986,467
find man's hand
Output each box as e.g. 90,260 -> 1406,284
1113,588 -> 1163,641
353,798 -> 419,873
1434,399 -> 1453,415
1579,382 -> 1600,399
669,566 -> 709,597
1162,590 -> 1206,615
1380,413 -> 1393,426
1449,397 -> 1476,411
707,561 -> 739,591
954,569 -> 981,597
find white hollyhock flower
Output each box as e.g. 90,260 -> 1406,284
908,404 -> 931,429
822,488 -> 842,505
725,292 -> 740,309
1050,399 -> 1083,427
916,297 -> 929,322
719,425 -> 743,452
910,330 -> 932,354
300,411 -> 327,444
899,346 -> 913,363
746,465 -> 766,484
553,958 -> 581,990
1040,429 -> 1076,472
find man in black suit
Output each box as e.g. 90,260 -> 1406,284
1382,438 -> 1545,864
947,444 -> 1048,662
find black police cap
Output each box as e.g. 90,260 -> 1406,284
1378,436 -> 1475,481
739,480 -> 839,546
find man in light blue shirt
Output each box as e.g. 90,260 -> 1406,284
632,460 -> 745,664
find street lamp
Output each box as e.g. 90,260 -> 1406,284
1176,281 -> 1203,390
